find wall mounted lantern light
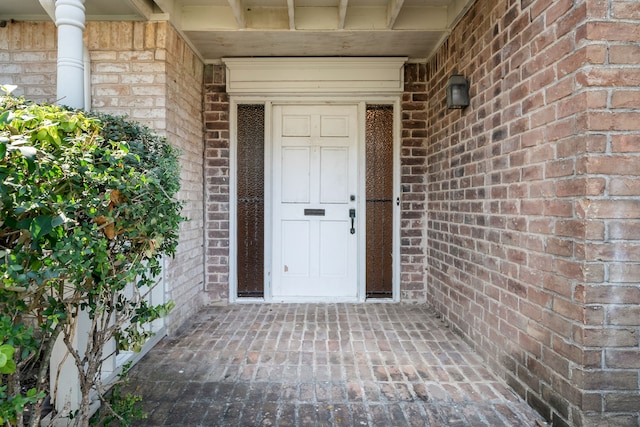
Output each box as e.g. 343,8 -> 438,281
446,74 -> 470,109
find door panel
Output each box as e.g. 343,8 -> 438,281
272,104 -> 358,300
281,147 -> 311,203
320,221 -> 349,277
320,148 -> 349,203
282,221 -> 310,276
321,116 -> 349,137
283,115 -> 311,136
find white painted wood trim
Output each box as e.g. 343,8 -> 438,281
338,0 -> 348,29
287,0 -> 295,29
388,0 -> 405,29
228,98 -> 239,303
264,102 -> 274,301
392,97 -> 402,302
222,57 -> 407,95
227,0 -> 246,28
357,102 -> 367,301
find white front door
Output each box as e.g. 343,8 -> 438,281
272,104 -> 359,300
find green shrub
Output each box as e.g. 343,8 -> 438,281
0,87 -> 184,426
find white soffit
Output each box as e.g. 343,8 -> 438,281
222,57 -> 407,95
2,1 -> 476,61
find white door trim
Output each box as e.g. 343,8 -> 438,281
226,57 -> 406,302
229,96 -> 402,303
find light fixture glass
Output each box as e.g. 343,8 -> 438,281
446,74 -> 470,109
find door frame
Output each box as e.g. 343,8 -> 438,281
224,56 -> 406,303
229,96 -> 402,303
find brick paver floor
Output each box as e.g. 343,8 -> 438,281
125,304 -> 547,426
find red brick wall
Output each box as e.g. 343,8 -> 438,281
203,65 -> 230,302
577,0 -> 640,424
401,63 -> 430,303
423,0 -> 640,426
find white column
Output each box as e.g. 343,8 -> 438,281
55,0 -> 85,109
49,1 -> 87,417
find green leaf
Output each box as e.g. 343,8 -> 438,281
0,344 -> 15,359
17,145 -> 37,173
0,352 -> 6,368
30,215 -> 53,241
0,110 -> 11,125
0,358 -> 16,374
47,125 -> 62,146
51,213 -> 67,227
35,128 -> 48,141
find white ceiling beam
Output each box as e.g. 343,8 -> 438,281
387,0 -> 404,29
180,6 -> 449,32
338,0 -> 348,30
38,0 -> 55,20
179,2 -> 462,32
227,0 -> 246,29
393,6 -> 448,30
447,0 -> 474,27
126,0 -> 155,20
287,0 -> 295,30
153,0 -> 175,15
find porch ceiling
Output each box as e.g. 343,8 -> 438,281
1,0 -> 475,61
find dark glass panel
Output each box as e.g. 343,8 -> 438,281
366,105 -> 394,298
237,105 -> 265,297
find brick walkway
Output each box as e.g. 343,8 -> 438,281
125,304 -> 546,426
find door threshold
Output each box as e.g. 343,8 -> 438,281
268,296 -> 361,303
233,297 -> 399,303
